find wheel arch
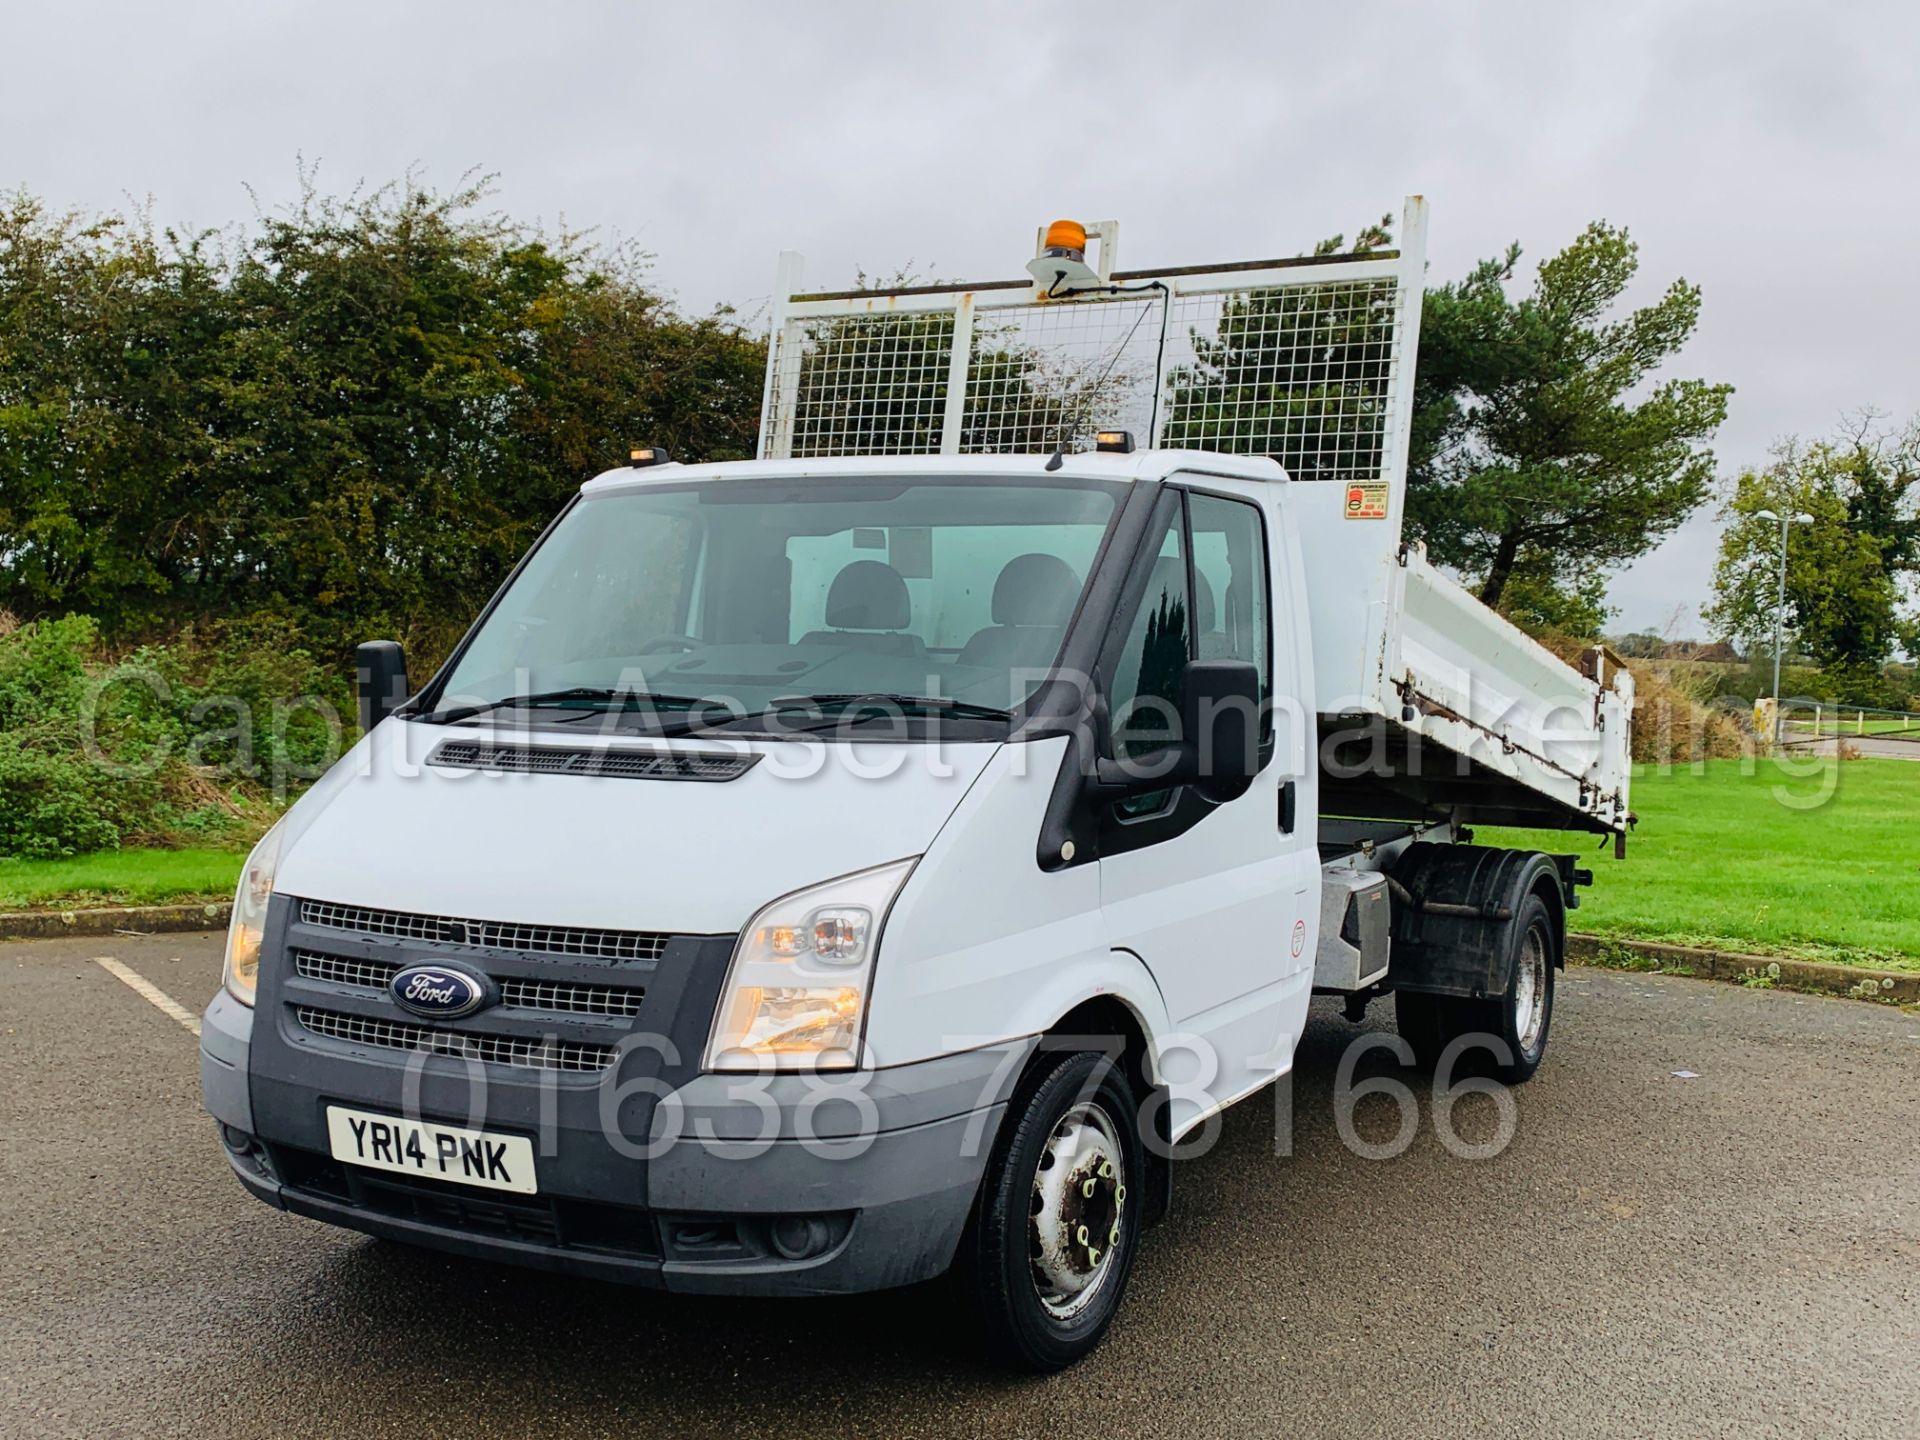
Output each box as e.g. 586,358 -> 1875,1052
1020,983 -> 1174,1229
1387,843 -> 1573,999
1524,862 -> 1569,969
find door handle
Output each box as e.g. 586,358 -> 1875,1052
1278,779 -> 1297,835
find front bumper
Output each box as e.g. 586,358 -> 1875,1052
203,976 -> 1030,1296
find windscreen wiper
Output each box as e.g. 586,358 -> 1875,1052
794,692 -> 1012,717
766,693 -> 1014,732
411,687 -> 721,725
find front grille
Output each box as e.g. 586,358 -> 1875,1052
295,1006 -> 616,1073
295,951 -> 398,989
297,899 -> 668,962
499,977 -> 645,1017
292,950 -> 644,1018
429,739 -> 759,783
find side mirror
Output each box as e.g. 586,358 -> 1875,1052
1094,658 -> 1261,803
355,641 -> 410,733
1183,659 -> 1261,801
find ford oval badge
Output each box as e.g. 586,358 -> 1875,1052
390,963 -> 492,1020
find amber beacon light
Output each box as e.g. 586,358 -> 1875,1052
1027,216 -> 1111,292
1042,219 -> 1088,259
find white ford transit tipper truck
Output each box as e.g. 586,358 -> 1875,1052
201,201 -> 1633,1370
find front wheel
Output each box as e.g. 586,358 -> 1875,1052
959,1049 -> 1144,1372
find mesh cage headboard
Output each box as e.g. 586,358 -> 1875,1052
757,198 -> 1428,514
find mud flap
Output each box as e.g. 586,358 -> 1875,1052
1385,844 -> 1578,999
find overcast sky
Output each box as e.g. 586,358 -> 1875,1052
7,0 -> 1917,637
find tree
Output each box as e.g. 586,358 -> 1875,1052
0,196 -> 244,625
1408,223 -> 1731,608
1159,216 -> 1729,617
1705,420 -> 1920,684
0,177 -> 766,663
1493,559 -> 1613,640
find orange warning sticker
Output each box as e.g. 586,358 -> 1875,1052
1344,481 -> 1390,519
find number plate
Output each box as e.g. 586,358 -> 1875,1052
325,1106 -> 537,1195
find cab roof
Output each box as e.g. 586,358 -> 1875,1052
581,449 -> 1289,498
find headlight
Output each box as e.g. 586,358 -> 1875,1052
704,858 -> 916,1072
222,823 -> 285,1006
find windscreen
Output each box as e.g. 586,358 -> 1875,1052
438,474 -> 1124,723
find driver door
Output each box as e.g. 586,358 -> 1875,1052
1095,482 -> 1316,1135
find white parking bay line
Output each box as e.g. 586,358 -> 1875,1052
94,957 -> 201,1037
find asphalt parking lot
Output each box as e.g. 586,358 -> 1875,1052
4,932 -> 1917,1440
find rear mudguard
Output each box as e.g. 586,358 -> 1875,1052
1386,844 -> 1578,1000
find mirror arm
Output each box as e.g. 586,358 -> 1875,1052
1090,743 -> 1199,800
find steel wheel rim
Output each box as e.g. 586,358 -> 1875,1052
1028,1100 -> 1126,1321
1514,926 -> 1548,1057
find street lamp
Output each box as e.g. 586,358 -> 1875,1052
1753,507 -> 1815,744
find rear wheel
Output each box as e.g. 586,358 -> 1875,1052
1394,889 -> 1558,1084
959,1049 -> 1143,1372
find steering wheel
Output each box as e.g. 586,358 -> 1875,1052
636,633 -> 702,656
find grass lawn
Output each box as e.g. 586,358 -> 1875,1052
1491,756 -> 1920,971
4,759 -> 1916,971
0,847 -> 246,911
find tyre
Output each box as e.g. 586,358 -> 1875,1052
959,1049 -> 1144,1372
1394,889 -> 1558,1085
